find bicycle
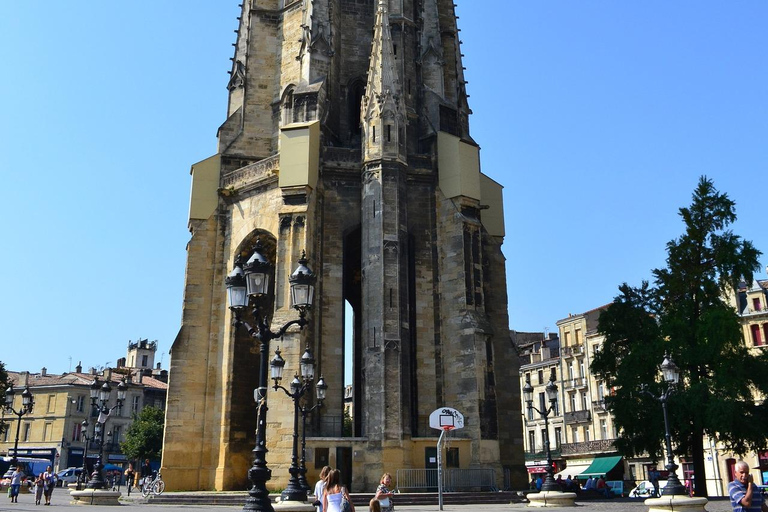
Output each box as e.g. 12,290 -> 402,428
141,471 -> 165,497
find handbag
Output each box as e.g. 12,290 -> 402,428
341,488 -> 353,512
380,497 -> 391,508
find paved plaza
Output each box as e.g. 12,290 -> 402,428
0,490 -> 736,512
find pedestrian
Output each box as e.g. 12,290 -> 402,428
141,459 -> 153,491
529,475 -> 537,490
9,466 -> 23,503
535,475 -> 543,491
374,472 -> 394,512
43,465 -> 55,505
728,460 -> 768,512
596,475 -> 610,497
313,466 -> 331,512
125,464 -> 135,496
650,469 -> 660,498
34,473 -> 45,505
584,476 -> 595,491
555,474 -> 565,489
369,498 -> 381,512
323,469 -> 355,512
571,476 -> 581,493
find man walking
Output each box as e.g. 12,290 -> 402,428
729,461 -> 768,512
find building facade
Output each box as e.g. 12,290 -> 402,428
0,341 -> 168,474
163,0 -> 522,492
520,284 -> 768,496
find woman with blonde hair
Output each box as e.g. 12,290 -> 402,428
374,473 -> 394,512
323,469 -> 354,512
313,465 -> 331,512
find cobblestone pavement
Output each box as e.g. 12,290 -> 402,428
1,491 -> 735,512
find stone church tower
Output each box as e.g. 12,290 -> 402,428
162,0 -> 525,492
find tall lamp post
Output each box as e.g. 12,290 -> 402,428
226,241 -> 316,512
522,369 -> 560,492
78,419 -> 92,490
642,354 -> 687,496
270,347 -> 326,500
85,378 -> 126,489
298,373 -> 327,492
2,385 -> 35,477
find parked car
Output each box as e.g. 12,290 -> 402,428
629,480 -> 667,498
56,467 -> 82,487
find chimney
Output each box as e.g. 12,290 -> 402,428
41,367 -> 47,377
90,367 -> 97,375
76,361 -> 82,373
156,362 -> 161,370
21,372 -> 29,386
105,368 -> 112,381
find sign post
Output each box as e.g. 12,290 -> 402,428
429,408 -> 464,511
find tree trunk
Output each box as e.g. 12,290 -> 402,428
692,425 -> 707,497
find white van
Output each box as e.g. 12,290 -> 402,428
629,480 -> 668,498
56,467 -> 82,487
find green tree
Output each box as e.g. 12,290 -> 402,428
0,361 -> 8,395
591,177 -> 768,498
121,406 -> 165,462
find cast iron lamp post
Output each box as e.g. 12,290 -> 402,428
2,385 -> 35,477
522,369 -> 560,492
298,372 -> 327,492
270,346 -> 324,502
85,377 -> 126,489
642,354 -> 687,496
78,419 -> 93,490
226,240 -> 315,512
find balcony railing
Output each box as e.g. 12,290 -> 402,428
561,439 -> 617,456
564,410 -> 591,424
524,448 -> 562,461
561,344 -> 584,357
592,399 -> 609,412
563,377 -> 587,390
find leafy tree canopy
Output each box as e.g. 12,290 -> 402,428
121,406 -> 165,462
591,177 -> 767,497
0,361 -> 8,395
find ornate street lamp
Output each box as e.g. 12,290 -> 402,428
270,346 -> 319,502
78,419 -> 92,490
226,240 -> 315,512
523,369 -> 560,492
298,374 -> 327,492
85,377 -> 127,489
2,384 -> 35,478
642,354 -> 687,496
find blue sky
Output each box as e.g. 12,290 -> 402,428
1,2 -> 766,375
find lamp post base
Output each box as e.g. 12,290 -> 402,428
70,488 -> 122,506
273,498 -> 316,511
526,491 -> 578,507
645,495 -> 708,512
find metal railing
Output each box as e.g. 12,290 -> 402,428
564,410 -> 591,424
396,468 -> 498,492
563,377 -> 586,389
561,439 -> 617,456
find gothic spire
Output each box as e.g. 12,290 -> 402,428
361,0 -> 406,164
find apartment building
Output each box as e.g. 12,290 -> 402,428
0,340 -> 167,473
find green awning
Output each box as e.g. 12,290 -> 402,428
579,455 -> 623,477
